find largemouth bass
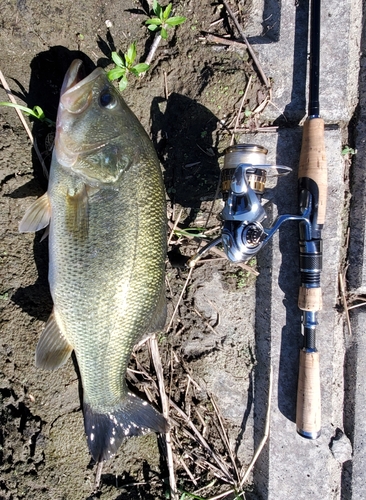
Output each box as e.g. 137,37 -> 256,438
19,60 -> 168,462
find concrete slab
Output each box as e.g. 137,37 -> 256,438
237,128 -> 346,498
346,309 -> 366,500
346,11 -> 366,499
233,0 -> 364,496
246,0 -> 362,124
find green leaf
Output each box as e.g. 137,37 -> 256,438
125,42 -> 137,66
147,24 -> 160,31
111,51 -> 124,68
132,63 -> 150,74
161,27 -> 168,39
0,101 -> 34,116
0,101 -> 55,126
166,16 -> 186,26
153,0 -> 162,18
163,3 -> 172,20
145,18 -> 162,25
119,75 -> 128,91
174,227 -> 207,238
32,106 -> 45,120
342,146 -> 356,156
107,67 -> 125,81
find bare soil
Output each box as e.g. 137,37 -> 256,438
0,1 -> 268,499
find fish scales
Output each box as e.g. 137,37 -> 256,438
20,60 -> 168,462
50,158 -> 165,409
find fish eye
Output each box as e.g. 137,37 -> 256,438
99,90 -> 116,109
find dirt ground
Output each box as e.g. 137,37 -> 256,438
0,1 -> 270,499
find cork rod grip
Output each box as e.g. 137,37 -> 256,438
298,286 -> 322,311
298,118 -> 327,225
296,349 -> 321,438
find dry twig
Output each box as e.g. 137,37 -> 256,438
145,34 -> 162,66
222,0 -> 269,88
0,69 -> 49,177
210,395 -> 240,481
209,246 -> 259,275
239,364 -> 272,487
168,207 -> 184,245
233,126 -> 279,133
94,461 -> 104,491
193,307 -> 219,336
348,298 -> 366,310
166,267 -> 193,332
203,33 -> 247,50
339,271 -> 352,335
170,400 -> 234,483
149,334 -> 178,499
178,454 -> 198,486
231,75 -> 253,145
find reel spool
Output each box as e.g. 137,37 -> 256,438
221,144 -> 269,199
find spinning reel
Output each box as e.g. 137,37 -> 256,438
188,144 -> 311,266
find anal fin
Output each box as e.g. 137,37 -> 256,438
19,192 -> 51,233
35,310 -> 73,370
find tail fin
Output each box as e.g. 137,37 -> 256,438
83,392 -> 168,462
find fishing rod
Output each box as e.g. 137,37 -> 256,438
187,0 -> 326,441
295,0 -> 326,439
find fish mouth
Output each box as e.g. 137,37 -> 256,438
60,59 -> 85,96
60,60 -> 105,114
55,60 -> 108,167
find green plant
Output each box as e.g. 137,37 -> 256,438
145,1 -> 186,40
231,269 -> 250,289
174,227 -> 207,238
225,258 -> 257,290
0,102 -> 55,126
106,42 -> 150,91
341,145 -> 356,156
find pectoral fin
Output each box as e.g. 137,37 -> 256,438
66,184 -> 89,239
35,310 -> 73,370
19,192 -> 51,233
